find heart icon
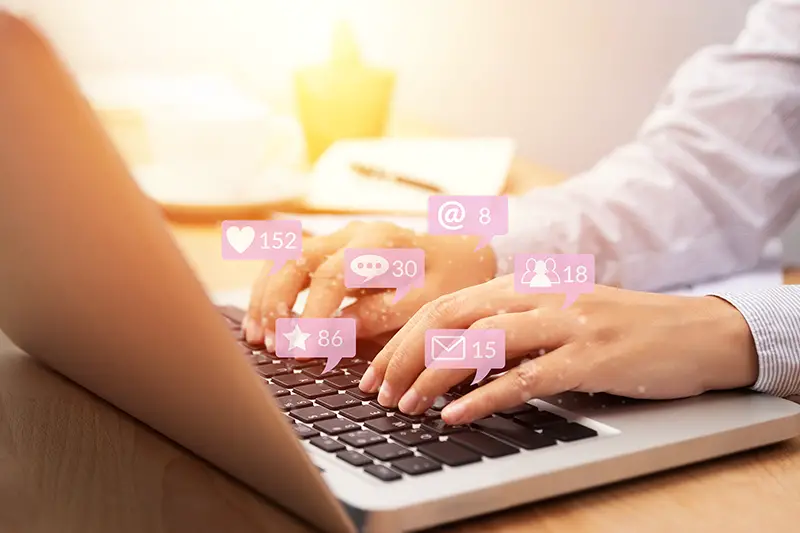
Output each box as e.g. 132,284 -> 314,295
226,226 -> 255,254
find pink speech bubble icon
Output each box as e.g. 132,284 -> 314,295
427,196 -> 509,250
275,317 -> 356,373
425,329 -> 506,385
221,220 -> 303,274
344,248 -> 425,303
514,254 -> 595,308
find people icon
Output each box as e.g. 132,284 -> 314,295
522,258 -> 560,288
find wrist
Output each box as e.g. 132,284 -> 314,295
700,296 -> 759,391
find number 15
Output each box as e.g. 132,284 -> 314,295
472,341 -> 496,359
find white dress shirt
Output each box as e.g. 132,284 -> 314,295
491,0 -> 800,396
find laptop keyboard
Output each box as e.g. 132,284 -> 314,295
219,308 -> 599,482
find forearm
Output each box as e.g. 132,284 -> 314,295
493,0 -> 800,291
712,286 -> 800,397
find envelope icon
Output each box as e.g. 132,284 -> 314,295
430,335 -> 466,361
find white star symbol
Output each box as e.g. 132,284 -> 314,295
283,324 -> 311,351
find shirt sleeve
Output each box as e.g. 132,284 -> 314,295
492,0 -> 800,291
710,286 -> 800,397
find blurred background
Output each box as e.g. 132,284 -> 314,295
8,0 -> 797,260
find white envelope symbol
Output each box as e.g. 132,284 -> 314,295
431,335 -> 466,361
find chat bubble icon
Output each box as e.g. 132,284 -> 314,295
349,253 -> 389,282
425,329 -> 506,385
275,317 -> 356,373
514,254 -> 595,308
427,195 -> 509,250
344,248 -> 425,303
221,220 -> 303,274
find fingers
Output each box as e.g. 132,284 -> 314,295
245,233 -> 348,343
363,278 -> 544,406
302,224 -> 413,321
395,309 -> 576,414
245,261 -> 274,343
257,260 -> 310,345
441,345 -> 586,425
301,248 -> 348,319
339,288 -> 428,338
358,287 -> 477,400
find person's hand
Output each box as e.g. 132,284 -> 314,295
244,221 -> 496,346
359,275 -> 759,425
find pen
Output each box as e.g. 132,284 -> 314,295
350,162 -> 444,194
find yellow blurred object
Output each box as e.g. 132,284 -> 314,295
294,20 -> 395,163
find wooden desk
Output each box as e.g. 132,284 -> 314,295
1,153 -> 798,533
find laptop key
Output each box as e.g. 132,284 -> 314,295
417,441 -> 482,467
310,436 -> 345,453
365,417 -> 411,434
540,422 -> 598,442
238,341 -> 264,353
513,410 -> 566,429
393,410 -> 439,424
256,362 -> 291,379
496,404 -> 536,417
339,430 -> 386,448
276,395 -> 313,411
293,425 -> 319,439
448,431 -> 520,458
345,363 -> 370,376
421,419 -> 469,435
364,464 -> 401,482
392,428 -> 439,447
290,406 -> 337,423
317,393 -> 362,410
430,395 -> 455,411
324,374 -> 363,390
313,417 -> 360,435
273,373 -> 315,389
364,443 -> 414,462
392,456 -> 442,476
283,359 -> 321,370
336,358 -> 363,369
265,382 -> 289,397
337,450 -> 373,467
302,365 -> 344,380
346,388 -> 377,401
250,352 -> 273,365
294,383 -> 338,399
368,401 -> 393,412
341,405 -> 385,422
473,417 -> 557,450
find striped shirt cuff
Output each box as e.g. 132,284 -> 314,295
710,286 -> 800,397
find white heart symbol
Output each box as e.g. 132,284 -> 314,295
226,226 -> 255,254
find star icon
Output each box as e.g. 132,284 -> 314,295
283,324 -> 311,352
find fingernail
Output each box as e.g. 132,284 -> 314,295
378,382 -> 397,407
398,388 -> 421,414
245,317 -> 264,344
359,367 -> 380,393
442,400 -> 468,425
263,330 -> 276,351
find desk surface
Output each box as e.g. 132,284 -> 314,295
2,151 -> 799,533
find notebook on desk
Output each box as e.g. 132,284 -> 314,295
304,138 -> 516,214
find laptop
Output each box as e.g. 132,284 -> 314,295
0,13 -> 799,533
